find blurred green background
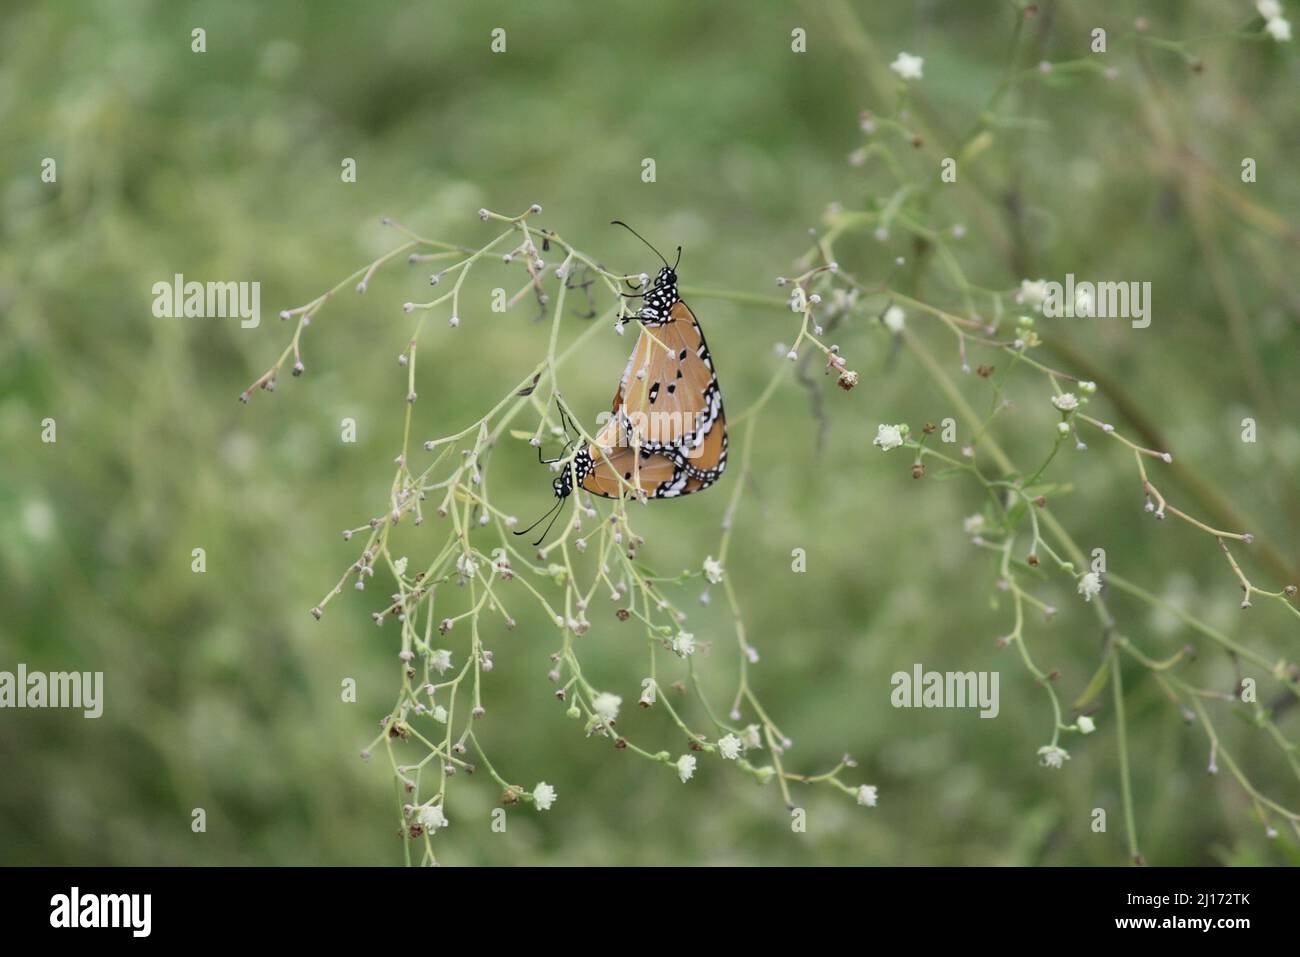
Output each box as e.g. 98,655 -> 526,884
2,0 -> 1298,866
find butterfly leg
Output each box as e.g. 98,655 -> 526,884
538,399 -> 582,464
557,399 -> 587,444
538,441 -> 573,465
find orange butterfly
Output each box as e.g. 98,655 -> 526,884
517,223 -> 728,544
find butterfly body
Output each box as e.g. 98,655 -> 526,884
580,263 -> 727,499
518,228 -> 727,544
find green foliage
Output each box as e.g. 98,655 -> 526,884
2,0 -> 1298,866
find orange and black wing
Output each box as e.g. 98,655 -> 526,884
579,446 -> 689,499
607,300 -> 727,487
577,408 -> 691,499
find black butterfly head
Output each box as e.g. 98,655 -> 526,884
552,470 -> 573,500
552,447 -> 594,500
611,220 -> 683,323
641,265 -> 679,320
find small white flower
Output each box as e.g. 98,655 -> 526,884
456,553 -> 477,578
856,785 -> 879,807
1037,745 -> 1070,769
1078,572 -> 1103,602
431,704 -> 448,723
1266,16 -> 1292,40
676,754 -> 697,782
883,304 -> 906,333
717,734 -> 742,760
872,423 -> 907,452
430,649 -> 453,674
889,51 -> 924,80
1078,380 -> 1097,394
963,514 -> 986,536
1258,0 -> 1282,19
532,782 -> 556,811
592,692 -> 622,722
392,556 -> 408,577
740,724 -> 763,750
639,677 -> 657,707
1077,715 -> 1096,735
1051,392 -> 1079,412
1017,278 -> 1049,308
671,631 -> 697,657
417,803 -> 449,831
703,555 -> 725,584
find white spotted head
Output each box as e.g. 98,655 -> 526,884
640,265 -> 679,321
612,220 -> 682,324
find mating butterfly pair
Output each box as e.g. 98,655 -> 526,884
517,222 -> 728,544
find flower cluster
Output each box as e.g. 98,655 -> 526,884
248,207 -> 878,865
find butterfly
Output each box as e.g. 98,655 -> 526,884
516,222 -> 728,544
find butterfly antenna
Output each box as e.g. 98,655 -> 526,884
673,245 -> 682,269
556,398 -> 581,440
610,220 -> 670,269
531,496 -> 568,546
513,495 -> 564,541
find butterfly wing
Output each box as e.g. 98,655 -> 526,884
577,410 -> 689,499
580,298 -> 725,499
579,446 -> 689,499
613,300 -> 727,476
